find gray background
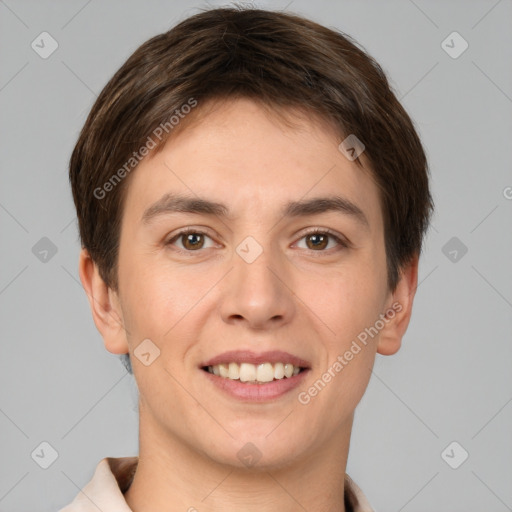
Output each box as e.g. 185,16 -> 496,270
1,0 -> 511,510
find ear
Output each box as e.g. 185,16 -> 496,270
78,248 -> 129,355
377,254 -> 419,356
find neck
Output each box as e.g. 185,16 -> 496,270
125,405 -> 353,512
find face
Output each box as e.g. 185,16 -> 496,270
97,98 -> 407,469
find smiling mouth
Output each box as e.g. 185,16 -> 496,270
202,362 -> 307,384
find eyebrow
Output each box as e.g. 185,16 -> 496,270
141,192 -> 369,229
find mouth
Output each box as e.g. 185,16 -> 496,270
199,350 -> 311,400
201,362 -> 307,384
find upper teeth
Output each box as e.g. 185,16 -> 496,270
207,362 -> 301,383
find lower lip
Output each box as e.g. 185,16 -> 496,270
201,368 -> 310,402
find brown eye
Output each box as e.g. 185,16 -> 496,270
296,229 -> 348,253
167,230 -> 214,252
181,232 -> 205,250
305,232 -> 329,250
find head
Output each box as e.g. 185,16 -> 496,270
71,6 -> 433,469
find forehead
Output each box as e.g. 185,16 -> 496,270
120,97 -> 383,234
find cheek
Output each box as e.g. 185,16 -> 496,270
118,256 -> 177,341
119,257 -> 218,358
314,262 -> 386,334
311,262 -> 386,394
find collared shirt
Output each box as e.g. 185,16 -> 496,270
58,456 -> 374,512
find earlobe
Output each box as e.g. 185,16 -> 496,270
78,248 -> 129,355
376,254 -> 419,356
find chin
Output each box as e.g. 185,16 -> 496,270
204,429 -> 306,471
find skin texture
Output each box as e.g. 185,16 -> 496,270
79,97 -> 418,512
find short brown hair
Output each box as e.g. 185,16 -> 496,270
69,5 -> 434,294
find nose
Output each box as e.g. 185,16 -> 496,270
219,241 -> 295,331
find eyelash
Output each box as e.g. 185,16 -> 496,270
165,227 -> 349,256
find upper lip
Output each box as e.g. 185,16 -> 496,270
201,350 -> 311,369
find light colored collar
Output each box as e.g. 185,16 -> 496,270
58,456 -> 374,512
